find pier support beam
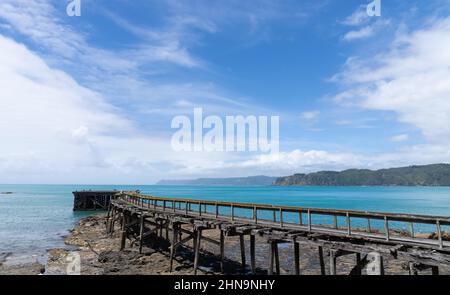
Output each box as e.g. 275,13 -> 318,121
250,234 -> 256,274
119,213 -> 127,251
268,241 -> 280,275
408,262 -> 418,275
219,230 -> 225,273
239,235 -> 246,273
318,246 -> 326,275
329,250 -> 337,275
354,253 -> 362,275
169,223 -> 180,272
294,242 -> 300,275
193,229 -> 203,275
139,214 -> 145,254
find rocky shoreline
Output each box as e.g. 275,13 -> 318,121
1,214 -> 449,275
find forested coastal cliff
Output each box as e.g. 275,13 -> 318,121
273,164 -> 450,186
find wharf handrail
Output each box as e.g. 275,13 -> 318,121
114,192 -> 450,249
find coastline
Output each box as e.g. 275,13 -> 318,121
2,214 -> 448,275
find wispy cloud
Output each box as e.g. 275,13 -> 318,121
341,6 -> 370,26
299,111 -> 320,123
390,134 -> 409,142
343,19 -> 391,41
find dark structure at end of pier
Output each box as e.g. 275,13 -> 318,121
72,190 -> 120,211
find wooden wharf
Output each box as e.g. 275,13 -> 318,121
75,190 -> 450,275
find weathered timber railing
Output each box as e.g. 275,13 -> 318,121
116,193 -> 450,250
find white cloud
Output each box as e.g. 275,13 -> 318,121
0,35 -> 270,183
343,26 -> 375,41
0,32 -> 446,183
335,17 -> 450,143
238,149 -> 362,171
341,7 -> 369,26
299,111 -> 320,121
390,134 -> 409,142
343,20 -> 390,41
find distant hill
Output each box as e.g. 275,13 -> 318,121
273,164 -> 450,186
157,175 -> 277,186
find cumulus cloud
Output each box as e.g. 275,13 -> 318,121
335,17 -> 450,143
0,35 -> 265,183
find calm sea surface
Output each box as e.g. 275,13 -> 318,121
1,185 -> 450,263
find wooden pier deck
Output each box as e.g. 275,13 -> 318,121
72,190 -> 138,211
93,191 -> 450,275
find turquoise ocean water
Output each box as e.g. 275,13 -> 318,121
1,185 -> 450,263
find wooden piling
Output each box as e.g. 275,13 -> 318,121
354,253 -> 362,275
268,241 -> 280,275
409,262 -> 418,275
294,242 -> 300,275
239,235 -> 246,273
169,223 -> 178,272
193,229 -> 202,275
274,242 -> 280,275
268,241 -> 274,275
219,230 -> 225,273
139,214 -> 145,254
318,246 -> 326,275
250,235 -> 256,274
119,213 -> 127,251
329,250 -> 337,275
109,208 -> 116,235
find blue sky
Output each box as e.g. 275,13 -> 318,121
1,0 -> 450,184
